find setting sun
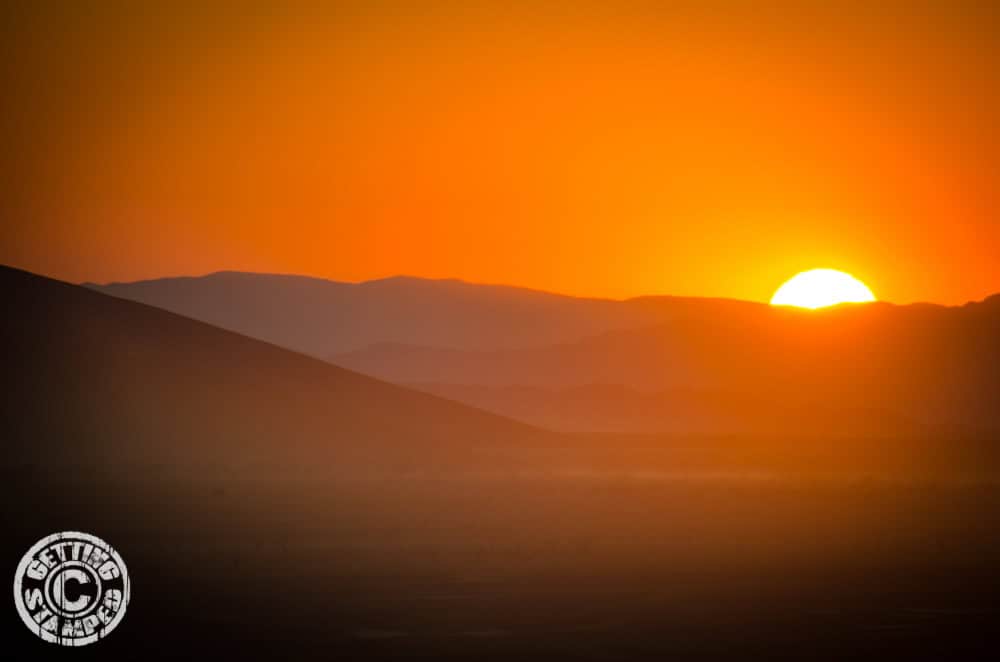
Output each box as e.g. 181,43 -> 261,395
770,269 -> 876,309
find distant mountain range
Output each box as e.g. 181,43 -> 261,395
91,271 -> 1000,436
89,271 -> 709,355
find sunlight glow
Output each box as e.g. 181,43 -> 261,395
770,269 -> 876,309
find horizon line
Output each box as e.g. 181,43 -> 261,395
72,266 -> 946,308
6,261 -> 994,308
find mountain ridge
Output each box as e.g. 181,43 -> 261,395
84,269 -> 1000,436
87,269 -> 1000,309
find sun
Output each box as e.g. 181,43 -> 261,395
770,269 -> 876,309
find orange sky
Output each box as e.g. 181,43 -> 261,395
2,2 -> 997,304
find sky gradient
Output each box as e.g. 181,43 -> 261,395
2,2 -> 997,304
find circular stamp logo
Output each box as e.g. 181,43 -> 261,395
13,531 -> 130,646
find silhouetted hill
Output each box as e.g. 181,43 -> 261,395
7,267 -> 568,478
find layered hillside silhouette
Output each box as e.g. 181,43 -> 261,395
7,267 -> 557,477
93,272 -> 1000,436
335,299 -> 1000,435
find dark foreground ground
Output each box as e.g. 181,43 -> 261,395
3,465 -> 999,661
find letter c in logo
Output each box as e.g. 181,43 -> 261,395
51,568 -> 92,612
